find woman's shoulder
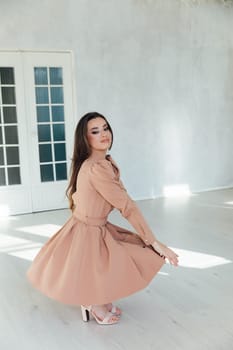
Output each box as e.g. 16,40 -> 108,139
87,155 -> 120,178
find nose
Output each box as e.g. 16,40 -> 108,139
101,129 -> 108,137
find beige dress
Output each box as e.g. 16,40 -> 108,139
27,156 -> 165,305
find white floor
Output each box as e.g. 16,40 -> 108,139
1,188 -> 233,350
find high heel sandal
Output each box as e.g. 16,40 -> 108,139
106,303 -> 122,316
81,305 -> 120,325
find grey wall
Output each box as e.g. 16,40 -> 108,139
1,0 -> 233,199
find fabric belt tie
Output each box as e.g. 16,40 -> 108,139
73,212 -> 107,227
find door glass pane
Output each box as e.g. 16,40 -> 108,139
3,107 -> 17,123
40,164 -> 54,182
0,68 -> 15,84
50,87 -> 64,103
34,67 -> 48,85
38,124 -> 51,142
0,126 -> 2,144
8,167 -> 21,185
34,66 -> 67,182
5,126 -> 18,144
37,106 -> 50,122
39,144 -> 52,162
0,168 -> 6,186
0,147 -> 4,165
55,163 -> 67,180
53,124 -> 65,141
6,146 -> 19,165
52,106 -> 64,122
54,143 -> 66,161
1,87 -> 16,104
49,68 -> 63,85
35,87 -> 49,104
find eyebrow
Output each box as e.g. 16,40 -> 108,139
90,123 -> 107,131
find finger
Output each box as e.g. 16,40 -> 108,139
170,257 -> 178,266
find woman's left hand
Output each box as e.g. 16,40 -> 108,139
152,240 -> 179,266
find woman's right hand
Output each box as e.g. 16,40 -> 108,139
152,240 -> 179,266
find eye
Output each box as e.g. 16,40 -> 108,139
91,131 -> 99,134
104,126 -> 109,131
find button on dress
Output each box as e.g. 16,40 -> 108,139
27,156 -> 165,305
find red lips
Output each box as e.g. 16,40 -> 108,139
101,139 -> 109,143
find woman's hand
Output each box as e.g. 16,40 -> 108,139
152,240 -> 179,266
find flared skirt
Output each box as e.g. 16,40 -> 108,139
27,216 -> 165,305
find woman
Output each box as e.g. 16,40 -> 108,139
27,112 -> 178,325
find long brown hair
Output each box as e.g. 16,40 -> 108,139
66,112 -> 113,210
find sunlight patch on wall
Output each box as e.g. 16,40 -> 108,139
171,247 -> 232,269
163,184 -> 192,198
0,204 -> 10,217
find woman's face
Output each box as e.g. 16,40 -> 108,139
87,117 -> 112,152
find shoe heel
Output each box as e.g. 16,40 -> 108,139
81,305 -> 90,322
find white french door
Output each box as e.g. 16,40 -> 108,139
0,51 -> 76,215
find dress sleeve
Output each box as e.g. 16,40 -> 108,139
89,160 -> 156,246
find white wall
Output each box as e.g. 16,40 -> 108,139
1,0 -> 233,199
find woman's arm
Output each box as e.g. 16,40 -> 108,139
151,241 -> 179,266
90,160 -> 178,266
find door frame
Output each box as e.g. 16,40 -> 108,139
0,50 -> 77,215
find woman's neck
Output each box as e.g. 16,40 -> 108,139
88,150 -> 108,161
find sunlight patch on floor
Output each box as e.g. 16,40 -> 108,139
171,247 -> 232,269
0,234 -> 42,261
16,224 -> 61,237
0,223 -> 61,261
0,216 -> 19,222
0,225 -> 231,270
